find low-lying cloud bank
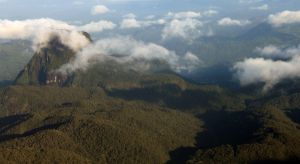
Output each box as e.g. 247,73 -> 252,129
120,17 -> 165,29
162,18 -> 204,41
268,10 -> 300,26
119,10 -> 216,41
0,18 -> 202,75
234,44 -> 300,91
58,36 -> 202,74
77,20 -> 116,33
218,17 -> 251,26
162,11 -> 215,41
0,18 -> 116,51
235,10 -> 300,90
255,44 -> 300,59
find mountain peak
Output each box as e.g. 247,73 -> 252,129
14,32 -> 92,86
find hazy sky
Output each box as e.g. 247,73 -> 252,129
1,0 -> 300,21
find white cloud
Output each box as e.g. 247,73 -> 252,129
141,19 -> 166,27
162,18 -> 203,41
178,52 -> 203,72
255,45 -> 282,57
161,10 -> 214,41
255,45 -> 300,59
119,11 -> 212,41
58,37 -> 201,74
0,18 -> 116,52
167,11 -> 202,19
251,4 -> 269,10
91,5 -> 110,15
168,11 -> 201,19
234,44 -> 300,91
268,10 -> 300,26
120,17 -> 166,29
166,10 -> 216,19
0,18 -> 90,51
234,57 -> 300,91
218,17 -> 251,26
203,10 -> 219,16
120,18 -> 141,29
78,20 -> 116,33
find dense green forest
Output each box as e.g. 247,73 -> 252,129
2,72 -> 300,163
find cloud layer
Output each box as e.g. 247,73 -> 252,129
162,18 -> 203,41
167,11 -> 202,19
234,44 -> 300,91
91,5 -> 110,15
58,36 -> 202,74
120,17 -> 166,29
268,10 -> 300,26
119,10 -> 216,41
0,18 -> 115,51
78,20 -> 116,33
218,17 -> 251,26
255,45 -> 300,59
161,10 -> 217,41
234,57 -> 300,91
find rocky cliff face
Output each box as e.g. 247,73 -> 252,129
14,32 -> 92,86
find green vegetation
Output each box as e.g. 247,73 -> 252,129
188,106 -> 300,163
3,77 -> 300,163
0,86 -> 201,163
0,41 -> 32,81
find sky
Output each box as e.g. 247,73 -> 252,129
1,0 -> 300,21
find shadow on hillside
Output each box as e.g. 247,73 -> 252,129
195,110 -> 260,148
0,80 -> 13,88
0,114 -> 32,134
286,108 -> 300,125
107,84 -> 221,110
252,158 -> 300,164
0,114 -> 70,143
167,110 -> 261,164
167,146 -> 198,164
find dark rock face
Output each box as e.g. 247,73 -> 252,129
14,32 -> 92,86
